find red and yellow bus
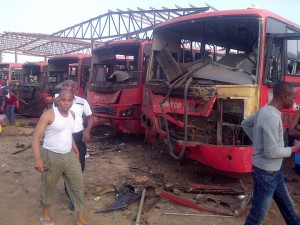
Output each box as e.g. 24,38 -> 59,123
0,63 -> 23,86
87,39 -> 151,133
141,9 -> 300,173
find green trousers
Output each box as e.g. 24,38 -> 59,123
40,149 -> 86,212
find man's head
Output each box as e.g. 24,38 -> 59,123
273,81 -> 297,109
56,90 -> 73,113
62,80 -> 76,95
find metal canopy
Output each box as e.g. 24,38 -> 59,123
0,5 -> 209,58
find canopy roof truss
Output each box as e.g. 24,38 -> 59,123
0,5 -> 208,58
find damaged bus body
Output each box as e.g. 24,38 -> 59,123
87,39 -> 151,133
0,63 -> 23,86
47,54 -> 91,97
18,62 -> 48,117
141,9 -> 300,173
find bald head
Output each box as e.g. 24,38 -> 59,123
59,90 -> 73,99
273,81 -> 295,98
62,79 -> 76,94
272,81 -> 297,110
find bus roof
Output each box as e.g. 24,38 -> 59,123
48,53 -> 91,61
95,39 -> 150,49
0,63 -> 23,67
155,8 -> 300,30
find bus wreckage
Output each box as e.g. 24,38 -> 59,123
141,9 -> 300,173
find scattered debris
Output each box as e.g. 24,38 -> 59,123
135,188 -> 146,225
163,212 -> 234,218
12,144 -> 31,155
160,190 -> 234,216
95,184 -> 142,213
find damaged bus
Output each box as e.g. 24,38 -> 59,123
141,9 -> 300,173
18,62 -> 48,117
87,39 -> 151,133
0,63 -> 23,86
42,54 -> 91,112
47,54 -> 91,97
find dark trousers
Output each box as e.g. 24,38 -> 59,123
245,166 -> 300,225
6,105 -> 15,125
73,131 -> 87,172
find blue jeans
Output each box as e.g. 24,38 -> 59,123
5,105 -> 15,125
245,166 -> 300,225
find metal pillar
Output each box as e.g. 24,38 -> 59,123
14,49 -> 18,63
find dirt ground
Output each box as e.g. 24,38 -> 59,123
1,116 -> 300,225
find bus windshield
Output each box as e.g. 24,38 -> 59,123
150,16 -> 259,85
92,44 -> 140,85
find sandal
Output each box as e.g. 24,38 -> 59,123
40,217 -> 55,225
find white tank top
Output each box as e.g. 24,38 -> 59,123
43,107 -> 75,154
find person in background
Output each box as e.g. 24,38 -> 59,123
32,90 -> 91,225
3,88 -> 18,125
55,79 -> 93,210
241,81 -> 300,225
288,109 -> 300,174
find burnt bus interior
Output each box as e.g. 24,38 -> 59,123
144,16 -> 261,147
18,64 -> 48,117
0,64 -> 10,86
47,57 -> 90,91
89,43 -> 146,93
0,64 -> 22,85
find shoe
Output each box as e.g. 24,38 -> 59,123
68,201 -> 75,211
40,217 -> 55,225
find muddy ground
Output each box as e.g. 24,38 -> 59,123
1,116 -> 300,225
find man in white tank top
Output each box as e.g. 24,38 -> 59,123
32,90 -> 90,225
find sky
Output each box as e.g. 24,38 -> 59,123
1,0 -> 300,62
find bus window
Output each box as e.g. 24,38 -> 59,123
266,38 -> 283,82
287,39 -> 300,75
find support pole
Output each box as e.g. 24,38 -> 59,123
135,189 -> 146,225
14,49 -> 18,63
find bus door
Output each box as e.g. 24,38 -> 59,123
263,33 -> 300,127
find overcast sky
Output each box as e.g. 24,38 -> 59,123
1,0 -> 300,62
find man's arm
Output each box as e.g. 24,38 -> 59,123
32,110 -> 53,172
260,116 -> 300,158
83,114 -> 94,142
83,100 -> 94,142
289,110 -> 300,137
72,137 -> 80,159
241,113 -> 256,142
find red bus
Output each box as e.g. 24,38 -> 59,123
18,62 -> 48,117
0,63 -> 23,86
141,9 -> 300,173
47,54 -> 91,98
87,39 -> 151,133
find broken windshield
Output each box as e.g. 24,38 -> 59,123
92,44 -> 140,86
149,15 -> 260,85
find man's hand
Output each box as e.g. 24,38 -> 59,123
74,150 -> 79,159
34,159 -> 45,172
82,130 -> 90,142
292,140 -> 300,153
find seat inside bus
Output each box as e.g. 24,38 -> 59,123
217,54 -> 255,75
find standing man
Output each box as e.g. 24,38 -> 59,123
3,88 -> 18,125
59,79 -> 93,210
242,81 -> 300,225
32,90 -> 90,225
60,79 -> 94,171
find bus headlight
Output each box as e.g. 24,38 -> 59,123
120,106 -> 136,117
